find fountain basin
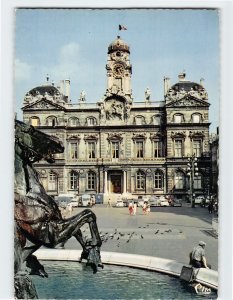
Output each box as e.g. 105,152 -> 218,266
35,249 -> 218,290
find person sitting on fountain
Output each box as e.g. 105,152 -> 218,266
190,241 -> 210,269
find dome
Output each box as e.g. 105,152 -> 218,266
165,73 -> 208,101
108,36 -> 130,54
27,85 -> 61,97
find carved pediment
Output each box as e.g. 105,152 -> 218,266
132,133 -> 146,141
107,133 -> 123,142
189,130 -> 205,139
166,95 -> 210,108
84,134 -> 99,142
170,131 -> 186,139
67,134 -> 80,141
150,132 -> 164,140
23,99 -> 65,111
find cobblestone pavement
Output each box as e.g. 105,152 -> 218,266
62,204 -> 218,270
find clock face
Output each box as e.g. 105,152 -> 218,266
113,64 -> 124,76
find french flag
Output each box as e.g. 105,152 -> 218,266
119,24 -> 127,31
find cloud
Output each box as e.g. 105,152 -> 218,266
14,58 -> 32,81
59,42 -> 80,62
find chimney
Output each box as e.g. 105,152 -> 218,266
164,77 -> 171,95
178,71 -> 186,82
64,79 -> 70,100
60,80 -> 64,95
200,78 -> 205,86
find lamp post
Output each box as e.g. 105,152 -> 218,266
187,155 -> 199,208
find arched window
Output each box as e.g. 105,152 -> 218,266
69,117 -> 79,127
135,116 -> 145,125
192,113 -> 201,123
46,116 -> 57,127
173,114 -> 184,123
136,171 -> 145,190
174,171 -> 185,189
69,171 -> 79,190
151,115 -> 160,125
87,171 -> 96,190
30,116 -> 40,127
154,170 -> 164,189
48,171 -> 57,191
86,117 -> 96,126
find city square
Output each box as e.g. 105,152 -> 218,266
63,204 -> 218,271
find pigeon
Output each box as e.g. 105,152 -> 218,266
141,235 -> 144,239
154,230 -> 159,235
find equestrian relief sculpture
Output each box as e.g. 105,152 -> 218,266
14,120 -> 103,299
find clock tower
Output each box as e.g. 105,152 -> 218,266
106,36 -> 133,99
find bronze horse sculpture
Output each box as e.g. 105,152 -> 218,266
14,120 -> 102,298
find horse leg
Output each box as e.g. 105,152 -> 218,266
48,209 -> 102,272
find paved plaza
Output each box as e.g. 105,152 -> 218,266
62,204 -> 218,271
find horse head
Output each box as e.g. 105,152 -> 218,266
15,120 -> 64,163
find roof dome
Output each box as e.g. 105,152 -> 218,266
27,85 -> 61,97
108,36 -> 130,54
165,73 -> 208,101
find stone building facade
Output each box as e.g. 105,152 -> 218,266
22,36 -> 211,202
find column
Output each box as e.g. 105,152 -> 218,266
104,170 -> 108,194
123,171 -> 127,194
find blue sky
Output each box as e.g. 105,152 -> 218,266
14,8 -> 220,132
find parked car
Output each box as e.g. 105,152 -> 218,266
160,199 -> 170,206
170,199 -> 182,207
115,200 -> 125,207
201,197 -> 210,207
80,194 -> 92,207
194,195 -> 205,205
69,199 -> 79,208
57,194 -> 77,209
149,196 -> 161,207
137,196 -> 149,207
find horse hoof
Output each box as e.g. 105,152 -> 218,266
98,263 -> 104,269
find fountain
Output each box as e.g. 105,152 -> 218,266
14,120 -> 103,299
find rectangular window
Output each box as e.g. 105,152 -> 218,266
194,175 -> 202,189
136,141 -> 144,158
136,173 -> 145,189
174,140 -> 183,157
87,142 -> 96,159
193,140 -> 202,157
70,143 -> 78,159
111,141 -> 119,158
48,172 -> 56,191
175,173 -> 184,189
88,173 -> 96,190
153,140 -> 163,158
70,172 -> 78,190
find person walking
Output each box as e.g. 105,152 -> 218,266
107,198 -> 112,208
146,203 -> 151,215
189,241 -> 209,268
129,202 -> 133,216
133,202 -> 137,216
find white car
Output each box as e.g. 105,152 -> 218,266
194,196 -> 205,205
160,199 -> 170,206
115,200 -> 124,207
69,200 -> 79,208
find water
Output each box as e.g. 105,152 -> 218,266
33,261 -> 217,299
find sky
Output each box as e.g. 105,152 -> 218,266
14,8 -> 220,132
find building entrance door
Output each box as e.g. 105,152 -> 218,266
110,174 -> 122,193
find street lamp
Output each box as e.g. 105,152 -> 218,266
187,154 -> 199,208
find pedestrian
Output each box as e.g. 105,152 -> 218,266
146,203 -> 151,215
129,202 -> 133,215
189,241 -> 210,269
142,202 -> 147,214
133,202 -> 137,215
208,201 -> 213,214
107,198 -> 112,208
